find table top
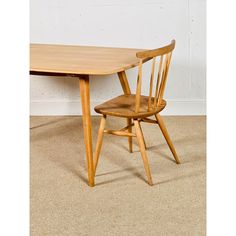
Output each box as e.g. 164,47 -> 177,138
30,44 -> 145,75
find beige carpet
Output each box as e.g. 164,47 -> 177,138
30,116 -> 206,236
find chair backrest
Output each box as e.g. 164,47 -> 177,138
134,40 -> 175,113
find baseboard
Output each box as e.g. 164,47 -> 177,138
30,99 -> 206,116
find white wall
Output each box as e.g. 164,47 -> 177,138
30,0 -> 206,115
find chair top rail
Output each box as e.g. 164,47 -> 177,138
136,40 -> 175,59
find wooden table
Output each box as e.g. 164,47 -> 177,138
30,44 -> 145,187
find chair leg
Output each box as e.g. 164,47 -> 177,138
134,120 -> 153,186
94,115 -> 106,173
127,118 -> 133,153
138,121 -> 147,149
155,114 -> 181,164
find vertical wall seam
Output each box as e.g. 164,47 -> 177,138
188,0 -> 192,99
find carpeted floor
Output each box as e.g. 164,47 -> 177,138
30,116 -> 206,236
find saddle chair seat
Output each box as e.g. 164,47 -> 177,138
94,94 -> 166,118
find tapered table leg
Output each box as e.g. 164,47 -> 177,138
117,71 -> 133,152
79,75 -> 94,187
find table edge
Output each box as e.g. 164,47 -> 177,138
30,44 -> 151,76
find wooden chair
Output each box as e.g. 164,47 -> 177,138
94,40 -> 180,185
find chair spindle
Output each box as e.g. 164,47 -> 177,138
154,55 -> 164,108
135,59 -> 143,113
148,57 -> 156,111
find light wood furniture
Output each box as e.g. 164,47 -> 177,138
94,40 -> 180,186
30,44 -> 146,187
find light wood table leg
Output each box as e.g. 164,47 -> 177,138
79,75 -> 95,187
117,71 -> 133,152
118,71 -> 131,94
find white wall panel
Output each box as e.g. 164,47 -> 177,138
30,0 -> 206,115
